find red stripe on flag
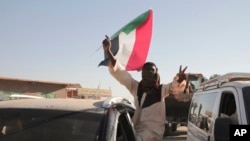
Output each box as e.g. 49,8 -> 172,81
126,10 -> 153,71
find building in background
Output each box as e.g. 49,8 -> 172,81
0,76 -> 111,100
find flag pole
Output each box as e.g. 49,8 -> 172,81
90,45 -> 102,57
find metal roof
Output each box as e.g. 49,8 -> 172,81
0,76 -> 82,88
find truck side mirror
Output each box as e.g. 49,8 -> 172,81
214,117 -> 233,141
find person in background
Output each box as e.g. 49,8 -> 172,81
102,35 -> 193,141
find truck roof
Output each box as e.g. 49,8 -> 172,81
0,98 -> 104,111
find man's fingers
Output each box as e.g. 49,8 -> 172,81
179,65 -> 188,73
103,35 -> 109,44
179,65 -> 182,74
182,66 -> 188,73
105,35 -> 109,40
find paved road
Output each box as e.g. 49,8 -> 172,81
162,126 -> 187,141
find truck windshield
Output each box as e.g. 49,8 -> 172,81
188,74 -> 205,90
242,86 -> 250,124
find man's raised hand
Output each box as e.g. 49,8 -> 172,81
102,35 -> 111,53
177,65 -> 188,83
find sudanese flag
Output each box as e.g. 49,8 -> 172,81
98,9 -> 153,71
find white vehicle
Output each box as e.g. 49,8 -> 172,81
0,97 -> 136,141
8,94 -> 45,99
102,96 -> 135,109
0,94 -> 45,101
187,72 -> 250,141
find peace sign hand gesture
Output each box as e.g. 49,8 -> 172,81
177,65 -> 188,83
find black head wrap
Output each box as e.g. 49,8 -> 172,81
139,62 -> 160,92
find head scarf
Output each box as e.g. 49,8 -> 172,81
139,62 -> 160,92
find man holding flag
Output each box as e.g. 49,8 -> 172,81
101,35 -> 192,141
98,9 -> 153,71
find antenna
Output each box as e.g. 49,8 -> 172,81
90,45 -> 102,57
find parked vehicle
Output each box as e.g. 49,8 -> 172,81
9,94 -> 45,100
0,94 -> 45,101
164,73 -> 206,136
0,97 -> 136,141
187,72 -> 250,141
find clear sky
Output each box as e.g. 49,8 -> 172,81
1,0 -> 250,101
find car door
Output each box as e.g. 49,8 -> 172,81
102,103 -> 136,141
187,91 -> 219,141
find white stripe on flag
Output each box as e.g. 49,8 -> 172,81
115,31 -> 136,69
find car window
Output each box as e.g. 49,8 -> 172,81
242,86 -> 250,124
0,109 -> 104,141
219,92 -> 238,124
188,92 -> 217,133
116,112 -> 136,141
